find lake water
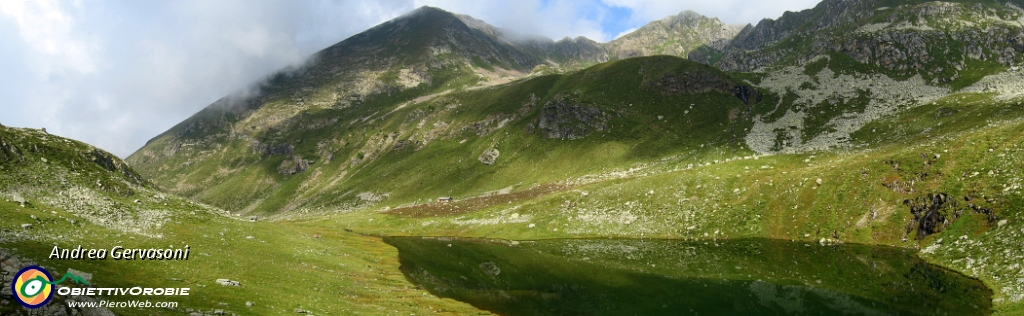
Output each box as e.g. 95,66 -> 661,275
385,237 -> 991,316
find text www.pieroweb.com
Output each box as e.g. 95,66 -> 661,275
67,300 -> 179,309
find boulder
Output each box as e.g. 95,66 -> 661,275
479,261 -> 500,277
536,99 -> 607,140
279,155 -> 314,175
478,148 -> 500,165
215,279 -> 240,286
12,193 -> 25,207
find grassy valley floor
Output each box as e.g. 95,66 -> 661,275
1,200 -> 488,315
310,106 -> 1024,315
4,94 -> 1024,315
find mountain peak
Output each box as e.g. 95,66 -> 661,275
409,5 -> 452,16
606,9 -> 741,59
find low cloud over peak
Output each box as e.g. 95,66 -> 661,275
0,0 -> 818,157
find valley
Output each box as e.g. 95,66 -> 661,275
5,0 -> 1024,315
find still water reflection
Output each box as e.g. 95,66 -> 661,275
386,237 -> 990,316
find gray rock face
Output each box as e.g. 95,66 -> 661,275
537,99 -> 607,140
83,148 -> 147,189
392,140 -> 413,151
0,133 -> 24,164
710,0 -> 1024,73
278,155 -> 314,176
251,141 -> 294,156
478,149 -> 500,165
479,261 -> 500,277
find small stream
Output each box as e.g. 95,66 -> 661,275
386,237 -> 991,316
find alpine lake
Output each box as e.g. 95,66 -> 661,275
385,237 -> 991,316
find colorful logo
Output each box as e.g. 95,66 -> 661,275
11,266 -> 89,309
12,266 -> 55,308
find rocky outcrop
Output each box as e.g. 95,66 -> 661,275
647,68 -> 762,107
251,141 -> 294,156
478,148 -> 500,165
0,136 -> 23,164
904,191 -> 1001,240
392,140 -> 413,151
215,279 -> 241,286
712,0 -> 1024,73
905,193 -> 957,240
422,8 -> 545,73
649,69 -> 741,96
462,113 -> 517,137
83,148 -> 147,187
278,155 -> 314,176
745,56 -> 949,154
479,261 -> 500,277
536,99 -> 607,140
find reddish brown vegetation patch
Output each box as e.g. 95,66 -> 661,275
384,183 -> 570,218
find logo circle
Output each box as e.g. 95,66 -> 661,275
12,266 -> 54,309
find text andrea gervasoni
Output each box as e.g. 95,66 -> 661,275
49,245 -> 191,260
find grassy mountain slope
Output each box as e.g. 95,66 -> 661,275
130,56 -> 760,215
0,125 -> 486,315
321,86 -> 1024,314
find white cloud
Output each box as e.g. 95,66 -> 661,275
0,0 -> 414,157
414,0 -> 611,41
0,0 -> 822,157
600,0 -> 822,26
613,27 -> 638,40
0,0 -> 97,74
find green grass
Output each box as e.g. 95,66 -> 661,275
129,56 -> 757,215
1,125 -> 490,315
316,92 -> 1024,314
0,201 -> 487,315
